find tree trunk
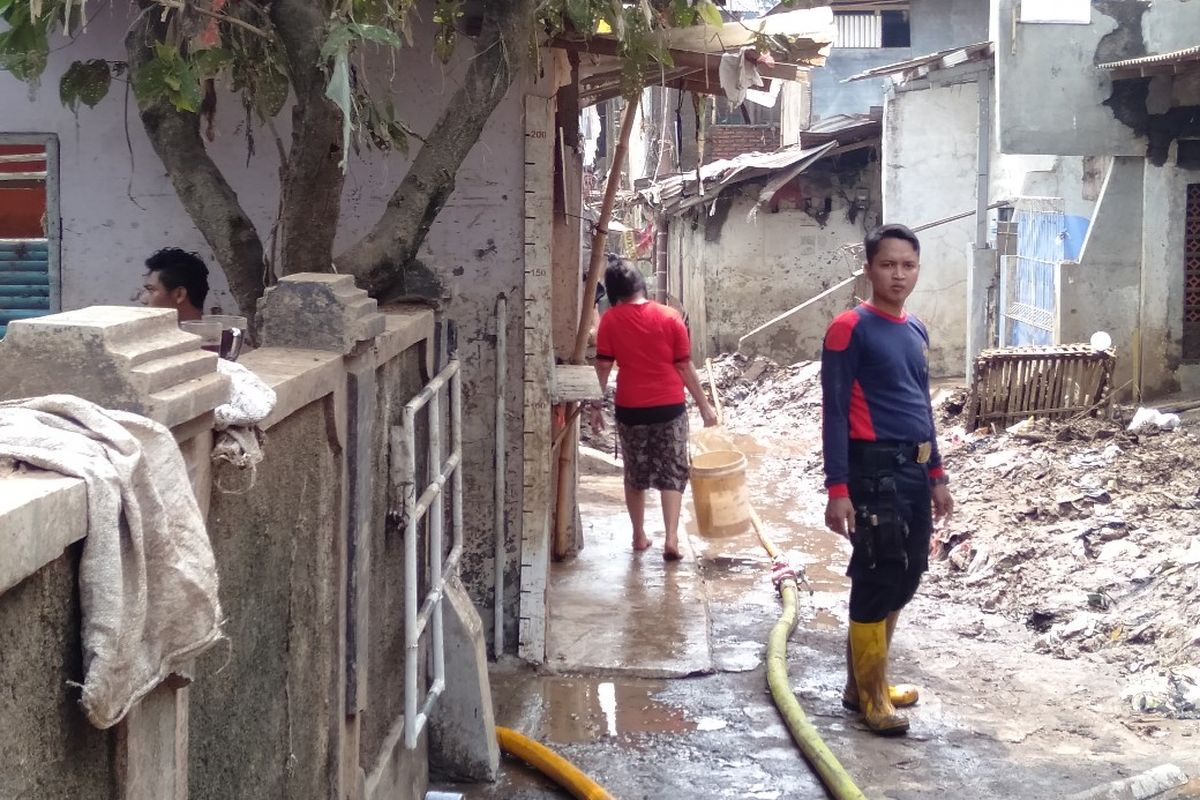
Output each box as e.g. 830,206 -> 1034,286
338,0 -> 536,297
127,17 -> 266,317
271,0 -> 346,277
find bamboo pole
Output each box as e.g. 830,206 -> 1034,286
553,98 -> 640,561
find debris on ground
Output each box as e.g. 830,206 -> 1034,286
708,352 -> 1200,721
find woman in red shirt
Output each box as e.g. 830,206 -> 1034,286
594,256 -> 718,560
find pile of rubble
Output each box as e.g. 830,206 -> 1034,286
710,353 -> 1200,719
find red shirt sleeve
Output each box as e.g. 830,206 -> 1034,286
595,308 -> 614,361
669,309 -> 691,362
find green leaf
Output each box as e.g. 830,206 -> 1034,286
194,48 -> 234,80
173,57 -> 202,112
321,22 -> 404,62
565,0 -> 595,31
133,58 -> 173,105
59,59 -> 111,110
254,65 -> 289,118
696,0 -> 724,27
0,6 -> 50,82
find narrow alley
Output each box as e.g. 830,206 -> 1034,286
455,364 -> 1200,799
3,2 -> 1200,799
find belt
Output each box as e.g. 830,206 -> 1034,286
849,440 -> 932,470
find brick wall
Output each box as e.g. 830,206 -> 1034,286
705,125 -> 781,163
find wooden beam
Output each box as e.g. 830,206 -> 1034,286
553,36 -> 810,83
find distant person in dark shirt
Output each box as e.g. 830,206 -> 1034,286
594,255 -> 717,561
140,248 -> 209,322
821,224 -> 954,737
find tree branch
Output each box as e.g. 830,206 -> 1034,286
270,0 -> 347,277
337,0 -> 537,297
126,11 -> 267,316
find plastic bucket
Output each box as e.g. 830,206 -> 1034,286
690,450 -> 751,538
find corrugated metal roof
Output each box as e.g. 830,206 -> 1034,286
1098,44 -> 1200,71
637,141 -> 840,215
844,40 -> 993,83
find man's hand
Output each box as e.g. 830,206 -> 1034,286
932,485 -> 954,521
825,496 -> 855,539
700,406 -> 719,428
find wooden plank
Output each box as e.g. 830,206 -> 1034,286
518,92 -> 557,664
551,364 -> 603,403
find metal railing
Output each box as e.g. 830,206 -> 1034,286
394,355 -> 463,750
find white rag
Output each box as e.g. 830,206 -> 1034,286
0,395 -> 223,729
719,48 -> 764,106
212,359 -> 276,493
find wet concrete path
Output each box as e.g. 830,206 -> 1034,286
456,426 -> 1200,800
545,474 -> 713,677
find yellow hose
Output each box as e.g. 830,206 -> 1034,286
752,508 -> 869,800
496,726 -> 616,800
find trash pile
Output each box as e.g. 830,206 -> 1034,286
930,410 -> 1200,718
710,353 -> 1200,720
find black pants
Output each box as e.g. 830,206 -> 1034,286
846,442 -> 932,624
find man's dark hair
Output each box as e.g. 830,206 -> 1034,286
146,248 -> 210,309
603,253 -> 646,304
864,224 -> 921,264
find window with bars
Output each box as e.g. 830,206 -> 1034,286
1184,184 -> 1200,361
0,137 -> 57,338
833,9 -> 910,49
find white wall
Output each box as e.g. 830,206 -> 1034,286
883,80 -> 980,376
0,4 -> 531,644
992,0 -> 1200,158
1141,148 -> 1198,396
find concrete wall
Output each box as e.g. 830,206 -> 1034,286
194,400 -> 343,800
0,545 -> 117,800
0,3 -> 531,653
676,159 -> 879,361
812,0 -> 989,120
813,49 -> 912,120
884,80 -> 981,376
1140,147 -> 1199,396
0,293 -> 498,799
992,0 -> 1200,156
1058,156 -> 1144,392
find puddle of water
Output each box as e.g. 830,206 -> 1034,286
540,677 -> 696,744
811,608 -> 842,630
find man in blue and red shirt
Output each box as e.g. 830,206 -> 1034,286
821,224 -> 954,736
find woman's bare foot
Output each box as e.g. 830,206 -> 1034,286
663,541 -> 683,561
633,535 -> 652,552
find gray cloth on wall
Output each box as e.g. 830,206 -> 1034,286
0,394 -> 223,729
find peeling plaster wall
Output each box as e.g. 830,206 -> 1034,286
1140,148 -> 1199,397
992,0 -> 1200,157
883,81 -> 980,377
0,4 -> 528,648
0,546 -> 116,800
1059,156 -> 1144,392
673,162 -> 879,362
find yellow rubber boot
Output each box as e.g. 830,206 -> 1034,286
843,612 -> 919,710
849,620 -> 910,736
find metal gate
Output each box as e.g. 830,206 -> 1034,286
999,202 -> 1065,347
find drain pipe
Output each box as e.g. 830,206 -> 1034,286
494,293 -> 507,658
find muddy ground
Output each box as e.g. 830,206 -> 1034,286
450,355 -> 1200,799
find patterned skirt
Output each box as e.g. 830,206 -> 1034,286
617,412 -> 690,492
